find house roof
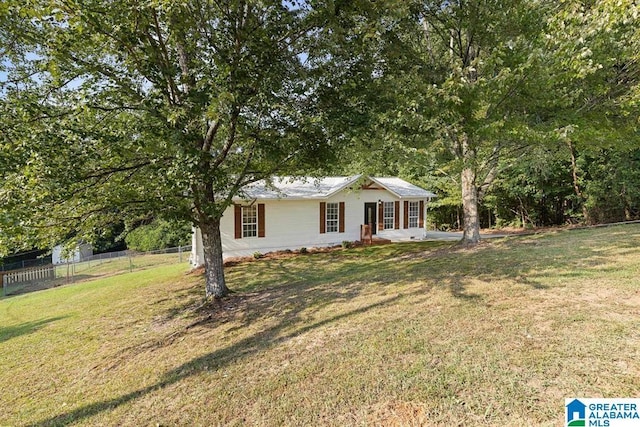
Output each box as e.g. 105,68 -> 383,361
370,177 -> 437,199
236,175 -> 436,201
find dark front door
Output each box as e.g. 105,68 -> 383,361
364,202 -> 377,235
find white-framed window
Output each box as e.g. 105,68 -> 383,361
326,202 -> 339,233
383,201 -> 394,229
409,201 -> 419,228
242,205 -> 257,238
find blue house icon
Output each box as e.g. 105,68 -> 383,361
567,399 -> 586,423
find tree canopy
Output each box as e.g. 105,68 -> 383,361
1,0 -> 638,297
0,0 -> 369,297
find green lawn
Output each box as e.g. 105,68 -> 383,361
1,225 -> 639,426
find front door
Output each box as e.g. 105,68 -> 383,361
364,202 -> 377,235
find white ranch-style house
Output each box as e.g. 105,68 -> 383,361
190,175 -> 436,265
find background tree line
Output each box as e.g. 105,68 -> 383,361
387,144 -> 640,231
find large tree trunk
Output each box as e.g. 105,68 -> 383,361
200,217 -> 229,298
461,167 -> 481,243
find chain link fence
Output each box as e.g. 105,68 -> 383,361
1,245 -> 192,297
0,256 -> 51,273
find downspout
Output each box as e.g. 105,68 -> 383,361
423,198 -> 429,237
191,226 -> 203,267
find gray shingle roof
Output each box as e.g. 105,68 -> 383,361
235,174 -> 436,200
370,177 -> 437,199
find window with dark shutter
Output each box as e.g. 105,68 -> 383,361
234,204 -> 263,239
324,202 -> 344,233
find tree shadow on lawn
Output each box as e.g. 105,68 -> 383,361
32,249 -> 440,425
163,240 -> 547,330
320,230 -> 640,300
31,289 -> 415,427
122,233 -> 628,356
405,235 -> 636,292
161,240 -> 498,321
32,231 -> 638,425
0,317 -> 67,344
106,256 -> 412,365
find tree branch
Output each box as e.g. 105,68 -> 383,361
80,161 -> 153,181
202,120 -> 221,153
211,108 -> 239,169
146,11 -> 181,104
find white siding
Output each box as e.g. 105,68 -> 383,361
191,188 -> 428,266
220,196 -> 353,258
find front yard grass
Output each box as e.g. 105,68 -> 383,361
1,225 -> 639,426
